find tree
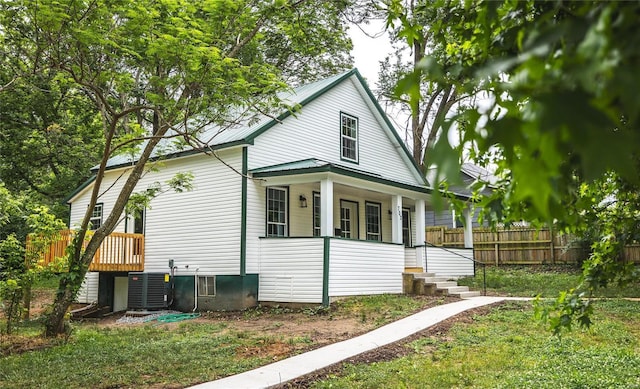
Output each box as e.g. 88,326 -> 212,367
0,72 -> 105,220
1,0 -> 354,336
387,0 -> 640,331
374,2 -> 471,173
0,184 -> 66,333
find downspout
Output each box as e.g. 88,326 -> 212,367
193,268 -> 199,312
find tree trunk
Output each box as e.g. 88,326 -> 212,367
22,283 -> 31,320
43,122 -> 168,337
44,277 -> 79,336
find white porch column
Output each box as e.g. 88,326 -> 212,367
463,204 -> 474,248
320,178 -> 334,236
391,195 -> 403,244
414,199 -> 426,269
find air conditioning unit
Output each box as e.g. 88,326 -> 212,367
128,272 -> 170,310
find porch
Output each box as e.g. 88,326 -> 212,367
27,229 -> 145,272
257,237 -> 476,304
258,237 -> 406,304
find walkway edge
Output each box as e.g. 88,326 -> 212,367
190,296 -> 508,389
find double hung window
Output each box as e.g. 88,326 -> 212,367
340,113 -> 358,162
89,203 -> 103,230
266,187 -> 288,237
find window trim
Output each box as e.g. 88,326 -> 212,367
339,112 -> 359,163
365,201 -> 382,241
339,199 -> 359,239
197,276 -> 216,297
89,203 -> 103,231
312,191 -> 321,237
266,186 -> 289,237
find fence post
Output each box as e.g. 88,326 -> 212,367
550,227 -> 555,264
494,231 -> 499,266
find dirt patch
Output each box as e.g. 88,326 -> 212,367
0,334 -> 62,357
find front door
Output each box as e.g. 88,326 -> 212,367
340,200 -> 359,239
402,208 -> 411,247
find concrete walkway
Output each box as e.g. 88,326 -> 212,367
190,296 -> 510,389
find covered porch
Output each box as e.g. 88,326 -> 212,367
250,159 -> 477,304
252,159 -> 434,271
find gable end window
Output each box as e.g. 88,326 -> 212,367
89,203 -> 103,230
266,187 -> 288,237
340,113 -> 358,163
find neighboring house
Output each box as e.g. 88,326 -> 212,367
65,69 -> 475,312
425,163 -> 497,228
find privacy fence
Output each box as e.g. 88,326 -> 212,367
426,226 -> 640,265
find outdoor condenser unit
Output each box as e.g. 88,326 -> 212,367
127,272 -> 170,309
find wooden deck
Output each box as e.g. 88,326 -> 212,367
27,229 -> 144,272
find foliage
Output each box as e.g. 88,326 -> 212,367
386,0 -> 640,331
312,301 -> 640,388
0,0 -> 355,335
0,72 -> 104,221
0,203 -> 65,334
374,2 -> 475,172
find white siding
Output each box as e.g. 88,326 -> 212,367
404,247 -> 417,268
69,150 -> 243,275
245,178 -> 265,274
258,238 -> 324,303
329,239 -> 403,296
248,77 -> 422,187
425,247 -> 475,277
76,272 -> 99,304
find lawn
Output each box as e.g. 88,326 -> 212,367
457,265 -> 640,297
310,299 -> 640,388
0,293 -> 447,388
1,268 -> 639,388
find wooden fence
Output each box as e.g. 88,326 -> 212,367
426,226 -> 640,265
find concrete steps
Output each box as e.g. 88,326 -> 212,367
403,272 -> 481,299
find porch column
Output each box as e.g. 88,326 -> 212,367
320,178 -> 334,237
414,199 -> 426,269
391,195 -> 403,244
463,204 -> 474,248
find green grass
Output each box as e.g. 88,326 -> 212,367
311,300 -> 640,388
331,294 -> 448,326
457,266 -> 640,297
0,294 -> 444,388
0,321 -> 309,388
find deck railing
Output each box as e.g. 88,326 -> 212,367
27,229 -> 145,272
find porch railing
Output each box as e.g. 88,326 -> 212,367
26,229 -> 145,272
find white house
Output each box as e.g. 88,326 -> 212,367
67,69 -> 475,312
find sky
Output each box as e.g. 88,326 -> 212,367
347,22 -> 411,133
348,22 -> 393,90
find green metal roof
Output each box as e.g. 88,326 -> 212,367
99,70 -> 358,171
